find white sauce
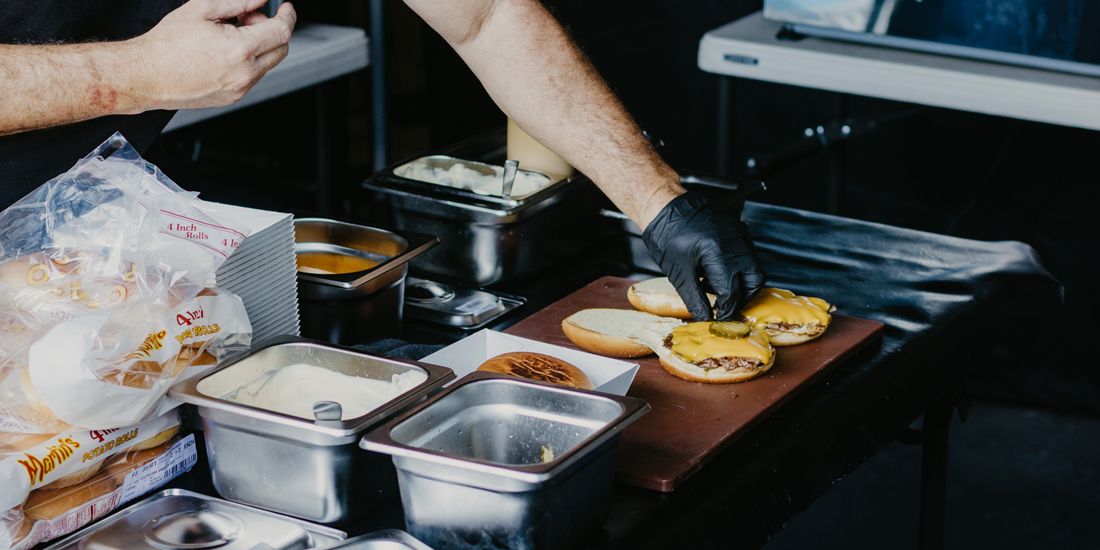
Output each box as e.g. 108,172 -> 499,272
395,161 -> 552,197
230,363 -> 427,420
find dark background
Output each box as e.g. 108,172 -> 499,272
148,1 -> 1099,547
160,0 -> 1098,419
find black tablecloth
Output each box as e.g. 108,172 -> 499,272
157,201 -> 1061,549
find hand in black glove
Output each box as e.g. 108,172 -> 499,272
642,191 -> 765,321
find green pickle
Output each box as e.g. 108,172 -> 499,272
709,321 -> 751,339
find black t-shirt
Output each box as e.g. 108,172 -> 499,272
0,0 -> 185,209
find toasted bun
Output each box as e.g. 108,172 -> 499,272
655,348 -> 775,384
24,470 -> 118,522
129,425 -> 180,452
562,309 -> 684,358
477,352 -> 595,390
103,439 -> 173,484
627,278 -> 703,320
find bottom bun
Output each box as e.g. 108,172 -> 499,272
656,348 -> 775,384
477,352 -> 595,390
762,324 -> 828,346
561,309 -> 683,358
24,470 -> 118,522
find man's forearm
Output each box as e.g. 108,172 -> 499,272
0,0 -> 297,139
0,42 -> 146,137
404,0 -> 684,230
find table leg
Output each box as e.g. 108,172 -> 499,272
918,394 -> 954,550
316,84 -> 331,215
717,75 -> 733,176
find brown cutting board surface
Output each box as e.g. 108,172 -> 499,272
504,276 -> 884,492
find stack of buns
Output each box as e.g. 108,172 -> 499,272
5,425 -> 180,549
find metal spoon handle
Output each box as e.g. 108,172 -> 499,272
502,159 -> 519,198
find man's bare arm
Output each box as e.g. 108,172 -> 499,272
0,0 -> 296,137
403,0 -> 683,230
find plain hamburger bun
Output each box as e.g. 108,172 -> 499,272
103,438 -> 174,484
562,309 -> 684,358
19,367 -> 73,434
24,470 -> 118,522
562,309 -> 775,384
128,425 -> 179,452
627,277 -> 712,320
477,352 -> 595,390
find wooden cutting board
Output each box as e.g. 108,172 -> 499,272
504,277 -> 884,492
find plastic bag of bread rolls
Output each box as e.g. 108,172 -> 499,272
0,133 -> 253,432
0,410 -> 194,550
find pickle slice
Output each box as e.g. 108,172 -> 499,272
709,321 -> 751,339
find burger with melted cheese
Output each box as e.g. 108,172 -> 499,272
627,277 -> 835,346
561,309 -> 775,384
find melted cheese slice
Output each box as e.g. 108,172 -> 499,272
669,322 -> 773,364
741,288 -> 831,329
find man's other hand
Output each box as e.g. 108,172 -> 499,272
135,0 -> 297,110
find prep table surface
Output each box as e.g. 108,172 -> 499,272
139,201 -> 1059,549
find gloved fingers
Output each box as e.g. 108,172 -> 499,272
670,272 -> 715,322
714,271 -> 745,322
741,267 -> 767,304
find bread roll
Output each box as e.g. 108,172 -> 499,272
562,309 -> 775,384
561,309 -> 683,358
627,277 -> 708,320
477,352 -> 595,390
0,432 -> 54,456
19,367 -> 73,434
103,438 -> 174,484
128,425 -> 179,452
24,470 -> 118,522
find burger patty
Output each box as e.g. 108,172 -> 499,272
663,335 -> 763,372
761,322 -> 826,336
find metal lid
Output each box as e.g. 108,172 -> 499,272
142,511 -> 244,549
41,489 -> 346,550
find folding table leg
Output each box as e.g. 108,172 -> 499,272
918,394 -> 954,550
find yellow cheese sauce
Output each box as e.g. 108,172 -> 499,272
669,322 -> 773,364
741,288 -> 831,329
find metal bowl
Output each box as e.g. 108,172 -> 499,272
168,336 -> 455,524
360,372 -> 649,550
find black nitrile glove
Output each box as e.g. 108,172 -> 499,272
642,191 -> 766,321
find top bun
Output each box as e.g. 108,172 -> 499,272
477,352 -> 595,390
627,277 -> 713,320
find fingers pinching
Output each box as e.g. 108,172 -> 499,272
203,0 -> 268,21
672,275 -> 715,322
239,2 -> 296,55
